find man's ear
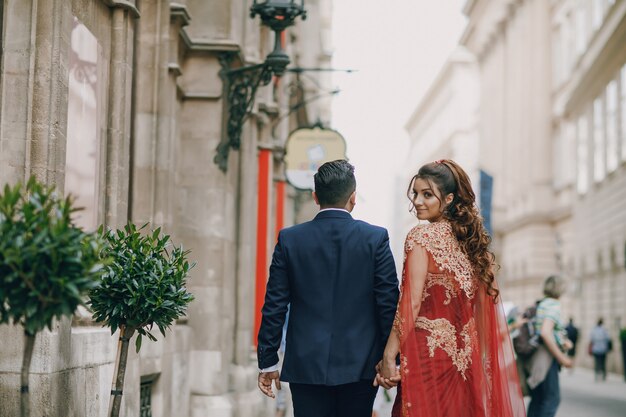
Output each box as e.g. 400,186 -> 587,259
350,191 -> 356,205
312,191 -> 320,206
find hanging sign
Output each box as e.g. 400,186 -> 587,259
284,127 -> 347,190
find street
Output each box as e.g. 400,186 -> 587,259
557,368 -> 626,417
372,367 -> 626,417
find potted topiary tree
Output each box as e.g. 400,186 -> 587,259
88,223 -> 194,417
0,178 -> 105,417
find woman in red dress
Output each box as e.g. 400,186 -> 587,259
376,160 -> 526,417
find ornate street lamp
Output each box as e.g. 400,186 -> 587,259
215,0 -> 307,172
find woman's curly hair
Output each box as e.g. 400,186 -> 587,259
407,159 -> 499,301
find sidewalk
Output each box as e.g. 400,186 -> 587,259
556,367 -> 626,417
373,367 -> 626,417
559,367 -> 626,402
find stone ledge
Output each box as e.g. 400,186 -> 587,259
101,0 -> 141,18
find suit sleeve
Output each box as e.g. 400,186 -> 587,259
373,230 -> 399,344
257,232 -> 290,370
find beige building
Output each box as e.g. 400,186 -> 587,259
392,47 -> 480,265
461,0 -> 626,373
551,0 -> 626,373
0,1 -> 333,416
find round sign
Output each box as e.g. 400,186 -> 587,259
284,127 -> 347,190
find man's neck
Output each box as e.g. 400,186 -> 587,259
319,207 -> 350,213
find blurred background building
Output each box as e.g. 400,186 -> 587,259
391,47 -> 480,265
396,0 -> 626,375
0,1 -> 333,416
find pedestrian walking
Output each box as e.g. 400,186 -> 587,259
565,318 -> 579,362
524,275 -> 573,417
590,318 -> 612,382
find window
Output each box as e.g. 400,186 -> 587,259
575,2 -> 588,56
566,11 -> 577,71
555,121 -> 576,188
621,65 -> 626,161
577,115 -> 589,194
552,25 -> 562,85
65,17 -> 100,231
140,374 -> 159,417
592,0 -> 605,30
593,97 -> 605,183
606,80 -> 618,172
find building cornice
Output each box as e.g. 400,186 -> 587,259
460,0 -> 518,60
101,0 -> 140,18
463,0 -> 478,16
180,28 -> 241,53
562,1 -> 626,116
494,205 -> 572,235
170,3 -> 191,27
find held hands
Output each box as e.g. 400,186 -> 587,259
558,354 -> 573,368
558,338 -> 573,368
561,338 -> 573,352
258,371 -> 281,398
373,357 -> 401,389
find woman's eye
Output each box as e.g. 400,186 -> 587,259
424,192 -> 432,198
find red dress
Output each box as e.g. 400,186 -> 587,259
391,222 -> 526,417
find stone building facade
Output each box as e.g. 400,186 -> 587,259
392,47 -> 480,266
0,1 -> 333,416
461,0 -> 626,373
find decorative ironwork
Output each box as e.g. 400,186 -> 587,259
213,1 -> 307,173
214,55 -> 273,172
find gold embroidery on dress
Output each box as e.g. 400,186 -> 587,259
483,354 -> 494,401
401,354 -> 409,375
399,354 -> 412,417
404,222 -> 477,299
422,272 -> 457,305
393,308 -> 405,339
414,316 -> 477,380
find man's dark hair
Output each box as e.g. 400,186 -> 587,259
314,160 -> 356,207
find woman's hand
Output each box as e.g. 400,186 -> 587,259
372,357 -> 401,389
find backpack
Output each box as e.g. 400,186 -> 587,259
513,304 -> 540,359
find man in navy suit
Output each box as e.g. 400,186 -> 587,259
257,160 -> 399,417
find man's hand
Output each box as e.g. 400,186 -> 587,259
258,371 -> 281,398
373,359 -> 401,389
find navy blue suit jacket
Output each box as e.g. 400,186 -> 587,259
257,210 -> 399,386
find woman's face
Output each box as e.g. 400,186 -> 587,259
410,178 -> 448,222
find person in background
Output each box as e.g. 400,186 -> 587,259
525,275 -> 573,417
564,318 -> 579,367
507,305 -> 528,338
590,318 -> 611,382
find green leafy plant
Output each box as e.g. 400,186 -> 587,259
620,328 -> 626,341
88,223 -> 194,417
0,178 -> 105,417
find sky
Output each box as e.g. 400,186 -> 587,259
330,0 -> 467,231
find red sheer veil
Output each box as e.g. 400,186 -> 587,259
395,260 -> 526,417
